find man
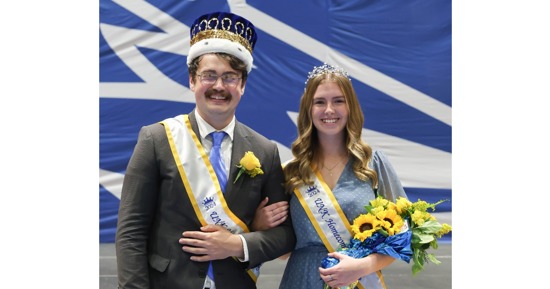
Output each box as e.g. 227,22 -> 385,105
115,11 -> 295,289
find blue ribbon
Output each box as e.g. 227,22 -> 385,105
321,230 -> 413,269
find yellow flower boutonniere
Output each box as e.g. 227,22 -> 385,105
233,151 -> 264,183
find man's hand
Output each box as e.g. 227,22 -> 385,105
179,225 -> 244,261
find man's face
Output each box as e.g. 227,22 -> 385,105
190,54 -> 245,129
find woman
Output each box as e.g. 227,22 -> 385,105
253,63 -> 408,289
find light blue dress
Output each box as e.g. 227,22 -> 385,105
279,150 -> 407,289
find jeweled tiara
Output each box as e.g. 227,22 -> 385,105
305,63 -> 351,85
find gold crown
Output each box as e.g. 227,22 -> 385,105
190,29 -> 253,54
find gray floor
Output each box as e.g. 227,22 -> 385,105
100,242 -> 451,289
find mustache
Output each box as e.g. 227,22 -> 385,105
205,89 -> 231,99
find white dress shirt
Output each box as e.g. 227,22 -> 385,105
194,112 -> 250,289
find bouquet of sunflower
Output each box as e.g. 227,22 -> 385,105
321,196 -> 452,289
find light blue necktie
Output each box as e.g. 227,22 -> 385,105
209,131 -> 227,193
207,131 -> 227,282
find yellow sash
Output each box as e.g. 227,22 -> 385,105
161,114 -> 260,282
294,169 -> 386,289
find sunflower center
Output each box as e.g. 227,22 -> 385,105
359,223 -> 373,232
384,218 -> 394,226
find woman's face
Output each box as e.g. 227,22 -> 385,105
311,80 -> 348,138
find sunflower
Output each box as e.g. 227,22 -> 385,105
376,209 -> 404,236
351,214 -> 381,242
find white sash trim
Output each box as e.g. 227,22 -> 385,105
161,115 -> 248,233
294,170 -> 351,252
294,169 -> 385,289
161,115 -> 260,282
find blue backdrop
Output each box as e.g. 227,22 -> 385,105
99,0 -> 452,242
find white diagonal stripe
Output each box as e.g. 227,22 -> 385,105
286,111 -> 451,189
230,0 -> 451,125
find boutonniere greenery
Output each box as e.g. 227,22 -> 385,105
233,151 -> 264,183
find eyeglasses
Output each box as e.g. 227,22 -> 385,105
197,73 -> 242,87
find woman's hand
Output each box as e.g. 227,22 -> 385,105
319,252 -> 396,288
318,252 -> 365,288
251,197 -> 289,231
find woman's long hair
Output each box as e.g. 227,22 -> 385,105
283,70 -> 378,193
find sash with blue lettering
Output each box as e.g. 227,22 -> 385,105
160,114 -> 261,282
293,169 -> 386,289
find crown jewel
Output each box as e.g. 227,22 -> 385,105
305,63 -> 351,85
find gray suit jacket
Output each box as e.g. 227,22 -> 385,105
116,110 -> 296,289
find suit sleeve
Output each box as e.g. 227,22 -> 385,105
241,142 -> 296,268
115,125 -> 161,289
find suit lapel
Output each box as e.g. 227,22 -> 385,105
226,121 -> 253,196
188,111 -> 201,142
